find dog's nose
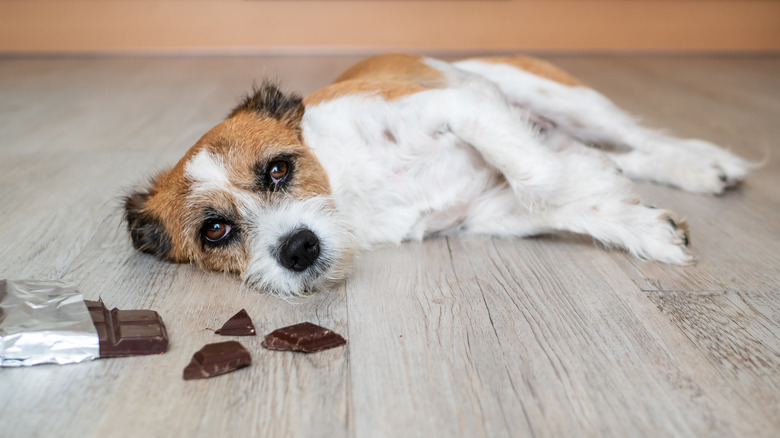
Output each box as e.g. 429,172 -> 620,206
278,229 -> 321,272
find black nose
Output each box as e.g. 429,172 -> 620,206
278,229 -> 321,272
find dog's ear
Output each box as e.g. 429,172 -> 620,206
229,81 -> 304,129
124,184 -> 172,260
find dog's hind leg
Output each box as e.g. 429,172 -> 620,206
409,85 -> 692,264
452,57 -> 750,195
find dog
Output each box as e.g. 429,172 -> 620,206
124,53 -> 749,297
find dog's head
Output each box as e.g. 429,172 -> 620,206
124,83 -> 355,297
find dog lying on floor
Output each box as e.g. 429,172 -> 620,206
124,53 -> 749,297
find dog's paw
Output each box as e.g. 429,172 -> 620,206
672,161 -> 737,195
629,207 -> 694,265
675,139 -> 749,194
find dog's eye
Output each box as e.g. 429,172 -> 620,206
268,160 -> 289,183
203,222 -> 232,243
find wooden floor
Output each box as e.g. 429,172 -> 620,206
1,54 -> 779,437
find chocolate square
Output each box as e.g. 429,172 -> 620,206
183,341 -> 251,380
261,322 -> 346,353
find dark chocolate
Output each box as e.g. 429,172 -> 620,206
215,309 -> 256,336
183,341 -> 251,380
84,300 -> 169,358
261,322 -> 346,353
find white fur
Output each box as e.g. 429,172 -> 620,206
241,196 -> 355,298
302,94 -> 502,247
185,149 -> 232,193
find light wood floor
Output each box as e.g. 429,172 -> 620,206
1,54 -> 779,437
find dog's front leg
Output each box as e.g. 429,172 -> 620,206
416,88 -> 693,264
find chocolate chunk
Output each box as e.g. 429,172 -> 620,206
261,322 -> 346,353
183,341 -> 251,380
215,309 -> 256,336
84,299 -> 168,358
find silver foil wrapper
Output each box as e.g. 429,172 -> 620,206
0,279 -> 99,367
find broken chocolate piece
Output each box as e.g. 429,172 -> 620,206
261,322 -> 346,353
215,309 -> 255,336
183,341 -> 251,380
84,300 -> 168,358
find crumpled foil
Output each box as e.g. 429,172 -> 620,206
0,279 -> 99,367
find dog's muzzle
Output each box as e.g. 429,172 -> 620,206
278,228 -> 321,272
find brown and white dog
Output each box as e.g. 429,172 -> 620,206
124,54 -> 749,297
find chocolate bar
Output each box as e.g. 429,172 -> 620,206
183,341 -> 251,380
261,322 -> 346,353
84,300 -> 169,358
215,309 -> 255,336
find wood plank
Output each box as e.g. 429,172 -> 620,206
346,238 -> 531,437
347,235 -> 780,436
646,291 -> 780,428
0,151 -> 157,279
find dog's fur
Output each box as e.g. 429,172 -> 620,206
124,54 -> 749,297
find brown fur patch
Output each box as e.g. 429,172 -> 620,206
304,53 -> 445,106
465,55 -> 584,87
333,53 -> 444,86
304,80 -> 430,106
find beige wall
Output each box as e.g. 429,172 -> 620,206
1,1 -> 779,54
